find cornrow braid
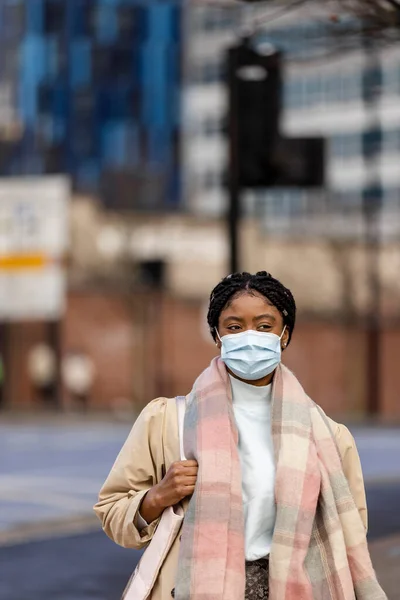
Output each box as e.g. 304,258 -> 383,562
207,271 -> 296,345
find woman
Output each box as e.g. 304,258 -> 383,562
94,271 -> 386,600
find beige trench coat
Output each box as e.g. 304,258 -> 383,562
94,397 -> 368,600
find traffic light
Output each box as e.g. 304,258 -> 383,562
228,42 -> 281,187
227,39 -> 324,188
273,137 -> 325,187
226,38 -> 325,273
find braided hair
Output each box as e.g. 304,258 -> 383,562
207,271 -> 296,345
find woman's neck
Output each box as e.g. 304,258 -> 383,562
227,368 -> 275,387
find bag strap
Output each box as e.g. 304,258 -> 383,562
176,396 -> 187,461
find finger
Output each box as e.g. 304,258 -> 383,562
176,467 -> 197,476
173,475 -> 197,488
181,476 -> 197,486
169,466 -> 197,480
181,460 -> 198,468
179,467 -> 198,476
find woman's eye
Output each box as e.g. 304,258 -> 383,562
227,325 -> 241,331
258,324 -> 272,331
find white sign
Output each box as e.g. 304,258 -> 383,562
0,176 -> 70,321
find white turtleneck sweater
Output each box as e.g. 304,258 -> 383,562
229,374 -> 276,561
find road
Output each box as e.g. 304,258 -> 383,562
1,480 -> 399,600
0,531 -> 140,600
0,419 -> 399,600
0,420 -> 131,534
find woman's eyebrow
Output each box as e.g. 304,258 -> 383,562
253,314 -> 276,322
222,315 -> 245,324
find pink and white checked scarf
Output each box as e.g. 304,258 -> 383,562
175,357 -> 386,600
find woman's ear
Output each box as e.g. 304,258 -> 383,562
214,327 -> 222,350
281,328 -> 290,350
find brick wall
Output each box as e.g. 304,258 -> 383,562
4,289 -> 400,419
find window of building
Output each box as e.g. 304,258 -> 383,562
3,1 -> 26,39
203,170 -> 221,189
362,129 -> 382,158
189,61 -> 224,85
201,7 -> 237,32
383,64 -> 400,96
383,129 -> 400,153
334,190 -> 363,211
284,69 -> 362,111
202,116 -> 223,136
44,0 -> 66,34
330,133 -> 361,160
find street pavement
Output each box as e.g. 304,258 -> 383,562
1,418 -> 400,599
0,530 -> 140,600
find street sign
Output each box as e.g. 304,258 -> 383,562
0,176 -> 70,321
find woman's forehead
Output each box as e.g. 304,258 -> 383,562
221,291 -> 278,314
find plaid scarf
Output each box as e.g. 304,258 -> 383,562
175,357 -> 386,600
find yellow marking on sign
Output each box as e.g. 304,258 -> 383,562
0,254 -> 49,270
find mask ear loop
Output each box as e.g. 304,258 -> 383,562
280,325 -> 288,349
215,328 -> 222,345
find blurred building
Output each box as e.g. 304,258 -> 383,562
2,1 -> 400,418
182,3 -> 400,241
0,0 -> 184,412
0,0 -> 182,210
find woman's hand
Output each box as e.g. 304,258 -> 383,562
139,460 -> 198,524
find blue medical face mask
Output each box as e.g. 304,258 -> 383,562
216,326 -> 286,381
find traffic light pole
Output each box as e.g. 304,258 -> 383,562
227,47 -> 241,274
362,34 -> 382,416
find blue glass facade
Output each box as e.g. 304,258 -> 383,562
0,0 -> 182,209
